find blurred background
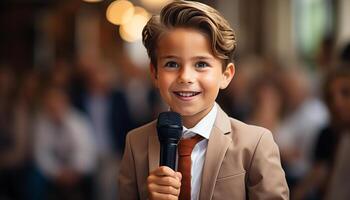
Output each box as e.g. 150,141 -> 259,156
1,0 -> 350,199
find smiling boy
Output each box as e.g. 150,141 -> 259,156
153,28 -> 232,128
118,1 -> 289,200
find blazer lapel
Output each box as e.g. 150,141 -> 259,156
199,106 -> 232,200
148,128 -> 160,173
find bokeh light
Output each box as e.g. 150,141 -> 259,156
82,0 -> 104,3
140,0 -> 172,10
119,6 -> 150,42
106,0 -> 135,25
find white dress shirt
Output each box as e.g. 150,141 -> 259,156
181,103 -> 218,200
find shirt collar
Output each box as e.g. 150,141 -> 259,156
182,103 -> 218,139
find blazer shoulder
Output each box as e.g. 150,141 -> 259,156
230,117 -> 272,134
228,117 -> 274,148
127,120 -> 157,141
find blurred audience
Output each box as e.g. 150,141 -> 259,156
72,62 -> 131,155
29,85 -> 96,200
292,66 -> 350,200
248,73 -> 284,133
71,62 -> 132,200
217,56 -> 264,121
50,59 -> 73,89
340,42 -> 350,63
275,65 -> 329,188
0,66 -> 26,200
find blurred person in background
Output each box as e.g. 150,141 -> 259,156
315,36 -> 336,74
248,73 -> 284,134
71,62 -> 132,200
118,53 -> 158,127
217,56 -> 264,121
72,62 -> 132,155
125,75 -> 155,126
29,85 -> 96,200
293,66 -> 350,200
275,65 -> 329,189
5,71 -> 40,200
0,65 -> 23,200
340,42 -> 350,64
50,58 -> 73,89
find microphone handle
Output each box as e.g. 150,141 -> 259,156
159,142 -> 177,170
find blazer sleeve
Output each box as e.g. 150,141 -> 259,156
247,130 -> 290,200
118,133 -> 140,200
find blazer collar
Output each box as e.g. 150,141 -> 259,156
211,105 -> 232,134
148,121 -> 159,173
199,106 -> 232,200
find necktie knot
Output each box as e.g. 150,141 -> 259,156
178,134 -> 204,156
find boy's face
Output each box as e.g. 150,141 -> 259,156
151,28 -> 234,127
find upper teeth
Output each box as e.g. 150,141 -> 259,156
177,92 -> 198,97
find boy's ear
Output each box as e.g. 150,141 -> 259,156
220,63 -> 235,89
149,64 -> 158,88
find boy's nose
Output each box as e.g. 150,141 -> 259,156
178,66 -> 194,84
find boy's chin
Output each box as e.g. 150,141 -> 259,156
170,108 -> 200,118
169,104 -> 212,117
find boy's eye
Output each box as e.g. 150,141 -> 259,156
195,62 -> 209,68
164,61 -> 179,68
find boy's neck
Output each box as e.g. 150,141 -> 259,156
181,103 -> 215,128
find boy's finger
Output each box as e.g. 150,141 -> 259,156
153,166 -> 176,176
158,176 -> 181,188
175,172 -> 182,181
149,176 -> 181,188
148,175 -> 181,188
148,184 -> 180,196
149,192 -> 178,200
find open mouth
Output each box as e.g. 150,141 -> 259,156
173,91 -> 201,97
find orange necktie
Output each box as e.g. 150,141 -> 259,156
178,134 -> 204,200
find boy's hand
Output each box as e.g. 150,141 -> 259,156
147,166 -> 182,200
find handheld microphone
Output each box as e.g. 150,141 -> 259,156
157,112 -> 183,170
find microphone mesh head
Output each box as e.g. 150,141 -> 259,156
157,112 -> 183,140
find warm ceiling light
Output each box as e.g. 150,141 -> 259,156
119,7 -> 150,42
106,0 -> 135,25
140,0 -> 172,10
119,25 -> 136,43
82,0 -> 103,2
119,15 -> 148,42
133,6 -> 150,19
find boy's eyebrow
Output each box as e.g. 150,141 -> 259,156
192,55 -> 214,60
159,55 -> 179,59
159,55 -> 215,60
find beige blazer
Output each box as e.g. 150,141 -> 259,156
118,106 -> 289,199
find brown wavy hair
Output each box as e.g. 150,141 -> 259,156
142,0 -> 236,71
